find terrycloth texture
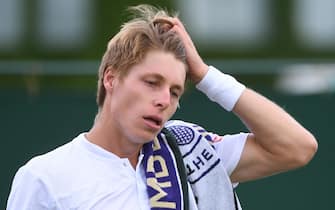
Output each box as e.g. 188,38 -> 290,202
142,134 -> 184,210
143,120 -> 240,210
166,121 -> 239,210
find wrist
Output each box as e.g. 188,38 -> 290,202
191,63 -> 209,84
196,66 -> 246,111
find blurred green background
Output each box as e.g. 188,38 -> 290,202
1,0 -> 334,209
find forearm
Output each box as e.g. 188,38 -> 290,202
233,88 -> 316,163
197,66 -> 317,169
172,14 -> 318,179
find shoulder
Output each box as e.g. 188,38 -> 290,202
9,134 -> 84,199
18,134 -> 82,180
164,120 -> 249,176
7,135 -> 82,210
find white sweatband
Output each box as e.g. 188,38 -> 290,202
196,66 -> 246,111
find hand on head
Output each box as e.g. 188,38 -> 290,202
153,17 -> 208,84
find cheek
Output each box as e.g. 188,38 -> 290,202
115,85 -> 148,112
118,93 -> 139,111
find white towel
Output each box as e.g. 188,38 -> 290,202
165,120 -> 240,210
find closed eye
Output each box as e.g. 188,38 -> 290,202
171,91 -> 179,98
171,88 -> 182,99
145,80 -> 158,87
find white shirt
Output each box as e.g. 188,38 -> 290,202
7,122 -> 247,210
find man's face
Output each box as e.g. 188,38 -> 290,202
107,50 -> 186,144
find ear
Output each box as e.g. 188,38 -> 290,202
103,67 -> 117,92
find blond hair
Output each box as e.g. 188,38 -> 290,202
96,4 -> 187,108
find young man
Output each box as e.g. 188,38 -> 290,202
7,4 -> 317,210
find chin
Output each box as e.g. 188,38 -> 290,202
129,125 -> 162,144
138,130 -> 160,143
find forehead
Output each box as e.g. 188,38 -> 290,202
128,50 -> 186,85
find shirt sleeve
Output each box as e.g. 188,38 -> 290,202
6,165 -> 56,210
213,133 -> 248,176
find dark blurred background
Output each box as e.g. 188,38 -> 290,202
1,0 -> 334,209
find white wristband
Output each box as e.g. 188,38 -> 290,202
196,66 -> 246,111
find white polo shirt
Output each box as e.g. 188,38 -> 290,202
7,124 -> 247,210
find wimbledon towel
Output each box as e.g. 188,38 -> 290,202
143,120 -> 239,210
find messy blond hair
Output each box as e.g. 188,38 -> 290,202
96,4 -> 187,108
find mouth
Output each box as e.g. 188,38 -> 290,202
143,115 -> 163,130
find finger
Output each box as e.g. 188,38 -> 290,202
153,18 -> 173,28
169,17 -> 187,31
171,25 -> 196,49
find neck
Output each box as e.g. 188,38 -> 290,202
86,113 -> 143,169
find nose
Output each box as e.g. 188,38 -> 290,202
154,89 -> 171,109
